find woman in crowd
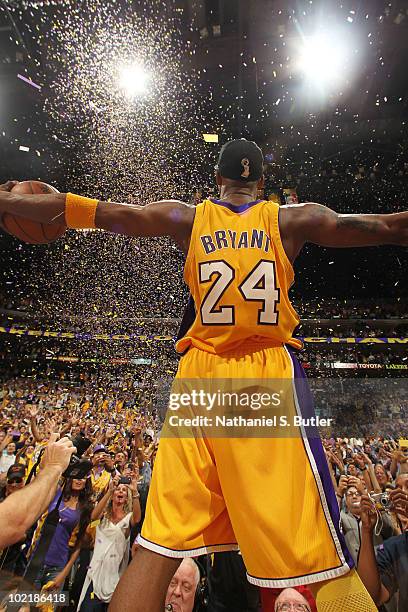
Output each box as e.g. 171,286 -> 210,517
31,476 -> 94,592
77,475 -> 141,611
375,462 -> 392,491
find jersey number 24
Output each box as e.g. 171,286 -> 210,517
199,259 -> 280,326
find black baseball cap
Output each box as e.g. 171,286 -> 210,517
7,464 -> 26,481
216,139 -> 264,182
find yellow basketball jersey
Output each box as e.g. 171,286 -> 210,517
176,198 -> 301,354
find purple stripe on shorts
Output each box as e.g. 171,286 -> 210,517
287,346 -> 355,570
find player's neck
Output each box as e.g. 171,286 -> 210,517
217,188 -> 259,206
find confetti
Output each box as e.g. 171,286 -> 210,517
17,73 -> 41,90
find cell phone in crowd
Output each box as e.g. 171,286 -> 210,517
119,476 -> 131,485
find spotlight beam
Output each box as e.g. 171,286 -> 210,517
118,63 -> 150,98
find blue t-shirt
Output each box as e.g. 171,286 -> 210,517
44,495 -> 80,568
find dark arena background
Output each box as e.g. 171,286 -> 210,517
0,1 -> 407,611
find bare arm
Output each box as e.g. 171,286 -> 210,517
129,475 -> 142,527
358,495 -> 391,605
59,419 -> 73,437
27,404 -> 42,443
361,468 -> 372,492
50,548 -> 80,589
324,451 -> 339,493
0,434 -> 12,453
91,474 -> 120,521
366,464 -> 381,494
0,191 -> 194,253
390,450 -> 408,478
130,495 -> 141,527
30,421 -> 42,443
280,202 -> 408,260
91,490 -> 111,521
0,434 -> 76,548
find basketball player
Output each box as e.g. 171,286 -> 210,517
0,140 -> 407,612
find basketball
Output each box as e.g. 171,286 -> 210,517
1,180 -> 65,244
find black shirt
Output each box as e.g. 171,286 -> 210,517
376,531 -> 408,611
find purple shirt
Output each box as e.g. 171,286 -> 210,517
44,495 -> 80,568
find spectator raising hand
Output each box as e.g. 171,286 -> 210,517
354,453 -> 366,470
0,433 -> 76,548
336,474 -> 349,500
358,492 -> 408,609
110,473 -> 121,491
388,488 -> 408,518
26,403 -> 39,420
40,433 -> 76,473
360,494 -> 378,532
391,448 -> 408,479
345,475 -> 363,491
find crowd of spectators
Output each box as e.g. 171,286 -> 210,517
296,324 -> 408,338
0,279 -> 406,610
295,299 -> 407,320
323,438 -> 408,610
1,292 -> 407,322
0,186 -> 406,608
0,366 -> 407,438
298,346 -> 408,368
0,378 -> 408,610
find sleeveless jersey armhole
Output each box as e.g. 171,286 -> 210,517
269,202 -> 295,282
183,200 -> 205,283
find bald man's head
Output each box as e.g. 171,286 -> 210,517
165,558 -> 200,612
275,587 -> 311,611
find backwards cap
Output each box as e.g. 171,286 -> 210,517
216,139 -> 264,182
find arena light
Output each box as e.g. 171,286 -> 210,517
118,63 -> 150,97
297,34 -> 347,87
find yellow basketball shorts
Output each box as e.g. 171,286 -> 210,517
138,343 -> 354,587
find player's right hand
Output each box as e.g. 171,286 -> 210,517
0,180 -> 19,192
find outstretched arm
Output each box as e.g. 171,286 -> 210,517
281,202 -> 408,259
0,185 -> 194,252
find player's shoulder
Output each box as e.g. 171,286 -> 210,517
147,200 -> 195,251
147,199 -> 195,221
279,202 -> 329,229
152,199 -> 195,213
279,202 -> 320,216
150,199 -> 194,209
